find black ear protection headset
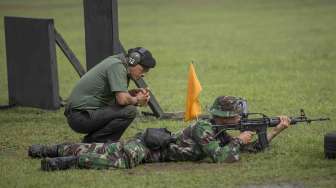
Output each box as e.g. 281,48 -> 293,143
236,99 -> 248,118
128,47 -> 148,66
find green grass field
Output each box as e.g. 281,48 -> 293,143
1,0 -> 336,187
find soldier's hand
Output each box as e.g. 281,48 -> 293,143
145,95 -> 150,103
129,88 -> 147,97
135,92 -> 149,106
268,116 -> 291,139
237,131 -> 254,145
273,116 -> 291,133
143,88 -> 150,102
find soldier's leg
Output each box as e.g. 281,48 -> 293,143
41,156 -> 79,171
29,142 -> 114,158
66,105 -> 136,143
39,139 -> 150,171
60,142 -> 122,156
83,105 -> 137,143
28,143 -> 69,158
41,152 -> 128,171
41,142 -> 128,171
78,152 -> 128,169
83,118 -> 135,143
79,139 -> 149,169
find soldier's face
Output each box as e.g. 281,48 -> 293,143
129,64 -> 149,80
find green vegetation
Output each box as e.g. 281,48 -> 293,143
1,0 -> 336,187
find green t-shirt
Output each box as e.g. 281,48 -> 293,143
68,55 -> 129,110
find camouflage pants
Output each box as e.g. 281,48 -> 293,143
57,139 -> 148,169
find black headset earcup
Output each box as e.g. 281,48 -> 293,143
129,52 -> 141,65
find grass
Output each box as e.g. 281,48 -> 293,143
1,0 -> 336,187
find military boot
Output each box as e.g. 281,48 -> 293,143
28,144 -> 60,158
41,156 -> 79,171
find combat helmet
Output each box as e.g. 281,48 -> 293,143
209,96 -> 248,117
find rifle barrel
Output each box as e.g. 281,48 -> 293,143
211,117 -> 330,129
291,117 -> 330,124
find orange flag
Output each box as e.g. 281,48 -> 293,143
184,63 -> 202,121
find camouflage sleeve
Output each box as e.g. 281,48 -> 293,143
191,120 -> 242,163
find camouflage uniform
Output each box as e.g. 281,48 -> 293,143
52,118 -> 241,170
56,138 -> 148,169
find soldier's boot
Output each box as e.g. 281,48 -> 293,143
41,156 -> 79,171
28,144 -> 61,158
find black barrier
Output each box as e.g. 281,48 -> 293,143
4,17 -> 61,110
83,0 -> 123,70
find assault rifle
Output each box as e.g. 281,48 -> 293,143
212,109 -> 330,151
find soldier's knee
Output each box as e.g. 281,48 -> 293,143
124,105 -> 137,119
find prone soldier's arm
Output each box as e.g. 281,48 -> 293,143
191,121 -> 242,163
